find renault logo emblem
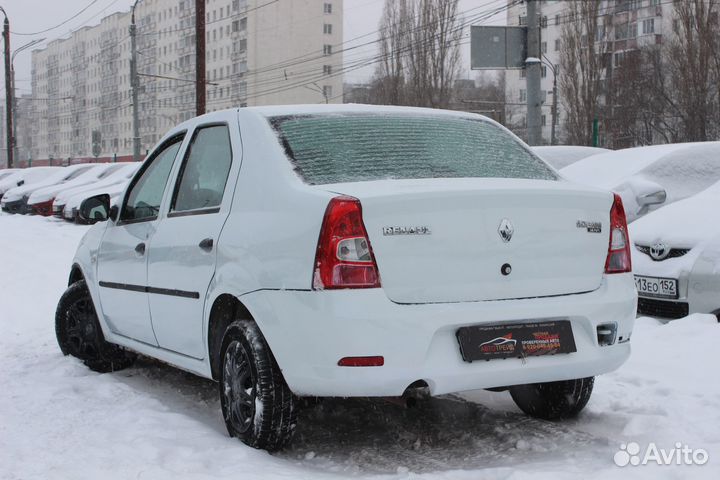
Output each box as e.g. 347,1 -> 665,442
498,219 -> 514,243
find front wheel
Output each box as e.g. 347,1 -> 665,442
219,320 -> 297,451
55,280 -> 136,373
509,377 -> 594,420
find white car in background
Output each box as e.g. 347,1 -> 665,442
27,164 -> 123,216
0,167 -> 62,204
55,105 -> 637,451
2,164 -> 97,214
631,180 -> 720,320
52,163 -> 139,219
531,146 -> 610,170
61,164 -> 140,222
561,142 -> 720,222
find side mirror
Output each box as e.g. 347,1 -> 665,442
79,194 -> 111,223
637,189 -> 667,207
16,180 -> 24,186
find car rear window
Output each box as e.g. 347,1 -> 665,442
270,113 -> 556,185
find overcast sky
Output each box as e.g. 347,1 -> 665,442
1,0 -> 505,96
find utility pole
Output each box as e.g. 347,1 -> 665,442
525,0 -> 542,146
195,0 -> 206,116
1,7 -> 13,168
130,1 -> 141,162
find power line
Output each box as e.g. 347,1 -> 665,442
11,0 -> 104,36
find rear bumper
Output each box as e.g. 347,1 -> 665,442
241,274 -> 637,397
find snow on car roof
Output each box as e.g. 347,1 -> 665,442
244,103 -> 488,120
532,146 -> 610,169
561,142 -> 720,189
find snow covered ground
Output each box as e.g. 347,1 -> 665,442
1,213 -> 718,480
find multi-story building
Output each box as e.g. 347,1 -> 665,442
29,0 -> 343,165
504,0 -> 673,145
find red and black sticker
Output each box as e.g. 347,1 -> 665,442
456,320 -> 576,362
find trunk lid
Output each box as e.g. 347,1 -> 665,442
319,178 -> 613,304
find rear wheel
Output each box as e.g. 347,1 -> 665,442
509,377 -> 594,420
55,280 -> 135,373
219,320 -> 297,451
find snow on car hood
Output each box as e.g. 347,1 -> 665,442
631,182 -> 720,248
631,182 -> 720,277
2,178 -> 61,202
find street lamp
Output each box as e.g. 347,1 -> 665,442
11,37 -> 45,164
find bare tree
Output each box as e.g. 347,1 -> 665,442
371,0 -> 462,108
372,0 -> 410,105
664,0 -> 720,141
559,1 -> 612,146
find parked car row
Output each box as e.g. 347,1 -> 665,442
538,142 -> 720,321
0,163 -> 139,222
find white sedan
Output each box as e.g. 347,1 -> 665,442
631,180 -> 720,320
55,105 -> 636,451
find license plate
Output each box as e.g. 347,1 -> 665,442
456,320 -> 576,362
634,275 -> 678,299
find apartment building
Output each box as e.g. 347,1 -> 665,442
29,0 -> 343,164
505,0 -> 673,145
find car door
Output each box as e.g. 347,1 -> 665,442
96,135 -> 186,345
146,120 -> 240,359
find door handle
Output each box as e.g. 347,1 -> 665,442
134,242 -> 146,255
199,238 -> 214,252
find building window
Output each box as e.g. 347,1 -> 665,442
323,44 -> 332,55
541,65 -> 547,78
520,69 -> 526,79
540,15 -> 547,28
323,23 -> 332,34
541,114 -> 547,127
541,41 -> 547,53
323,65 -> 332,75
642,18 -> 654,34
555,38 -> 561,51
322,85 -> 333,99
555,14 -> 560,26
519,89 -> 526,102
324,3 -> 332,14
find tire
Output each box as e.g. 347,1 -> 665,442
55,280 -> 136,373
219,320 -> 297,451
509,377 -> 594,420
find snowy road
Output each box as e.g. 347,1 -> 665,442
1,214 -> 718,479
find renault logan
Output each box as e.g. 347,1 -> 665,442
56,105 -> 637,451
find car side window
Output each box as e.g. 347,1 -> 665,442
120,137 -> 184,223
170,125 -> 233,214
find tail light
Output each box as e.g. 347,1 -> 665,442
313,196 -> 381,289
605,193 -> 632,274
